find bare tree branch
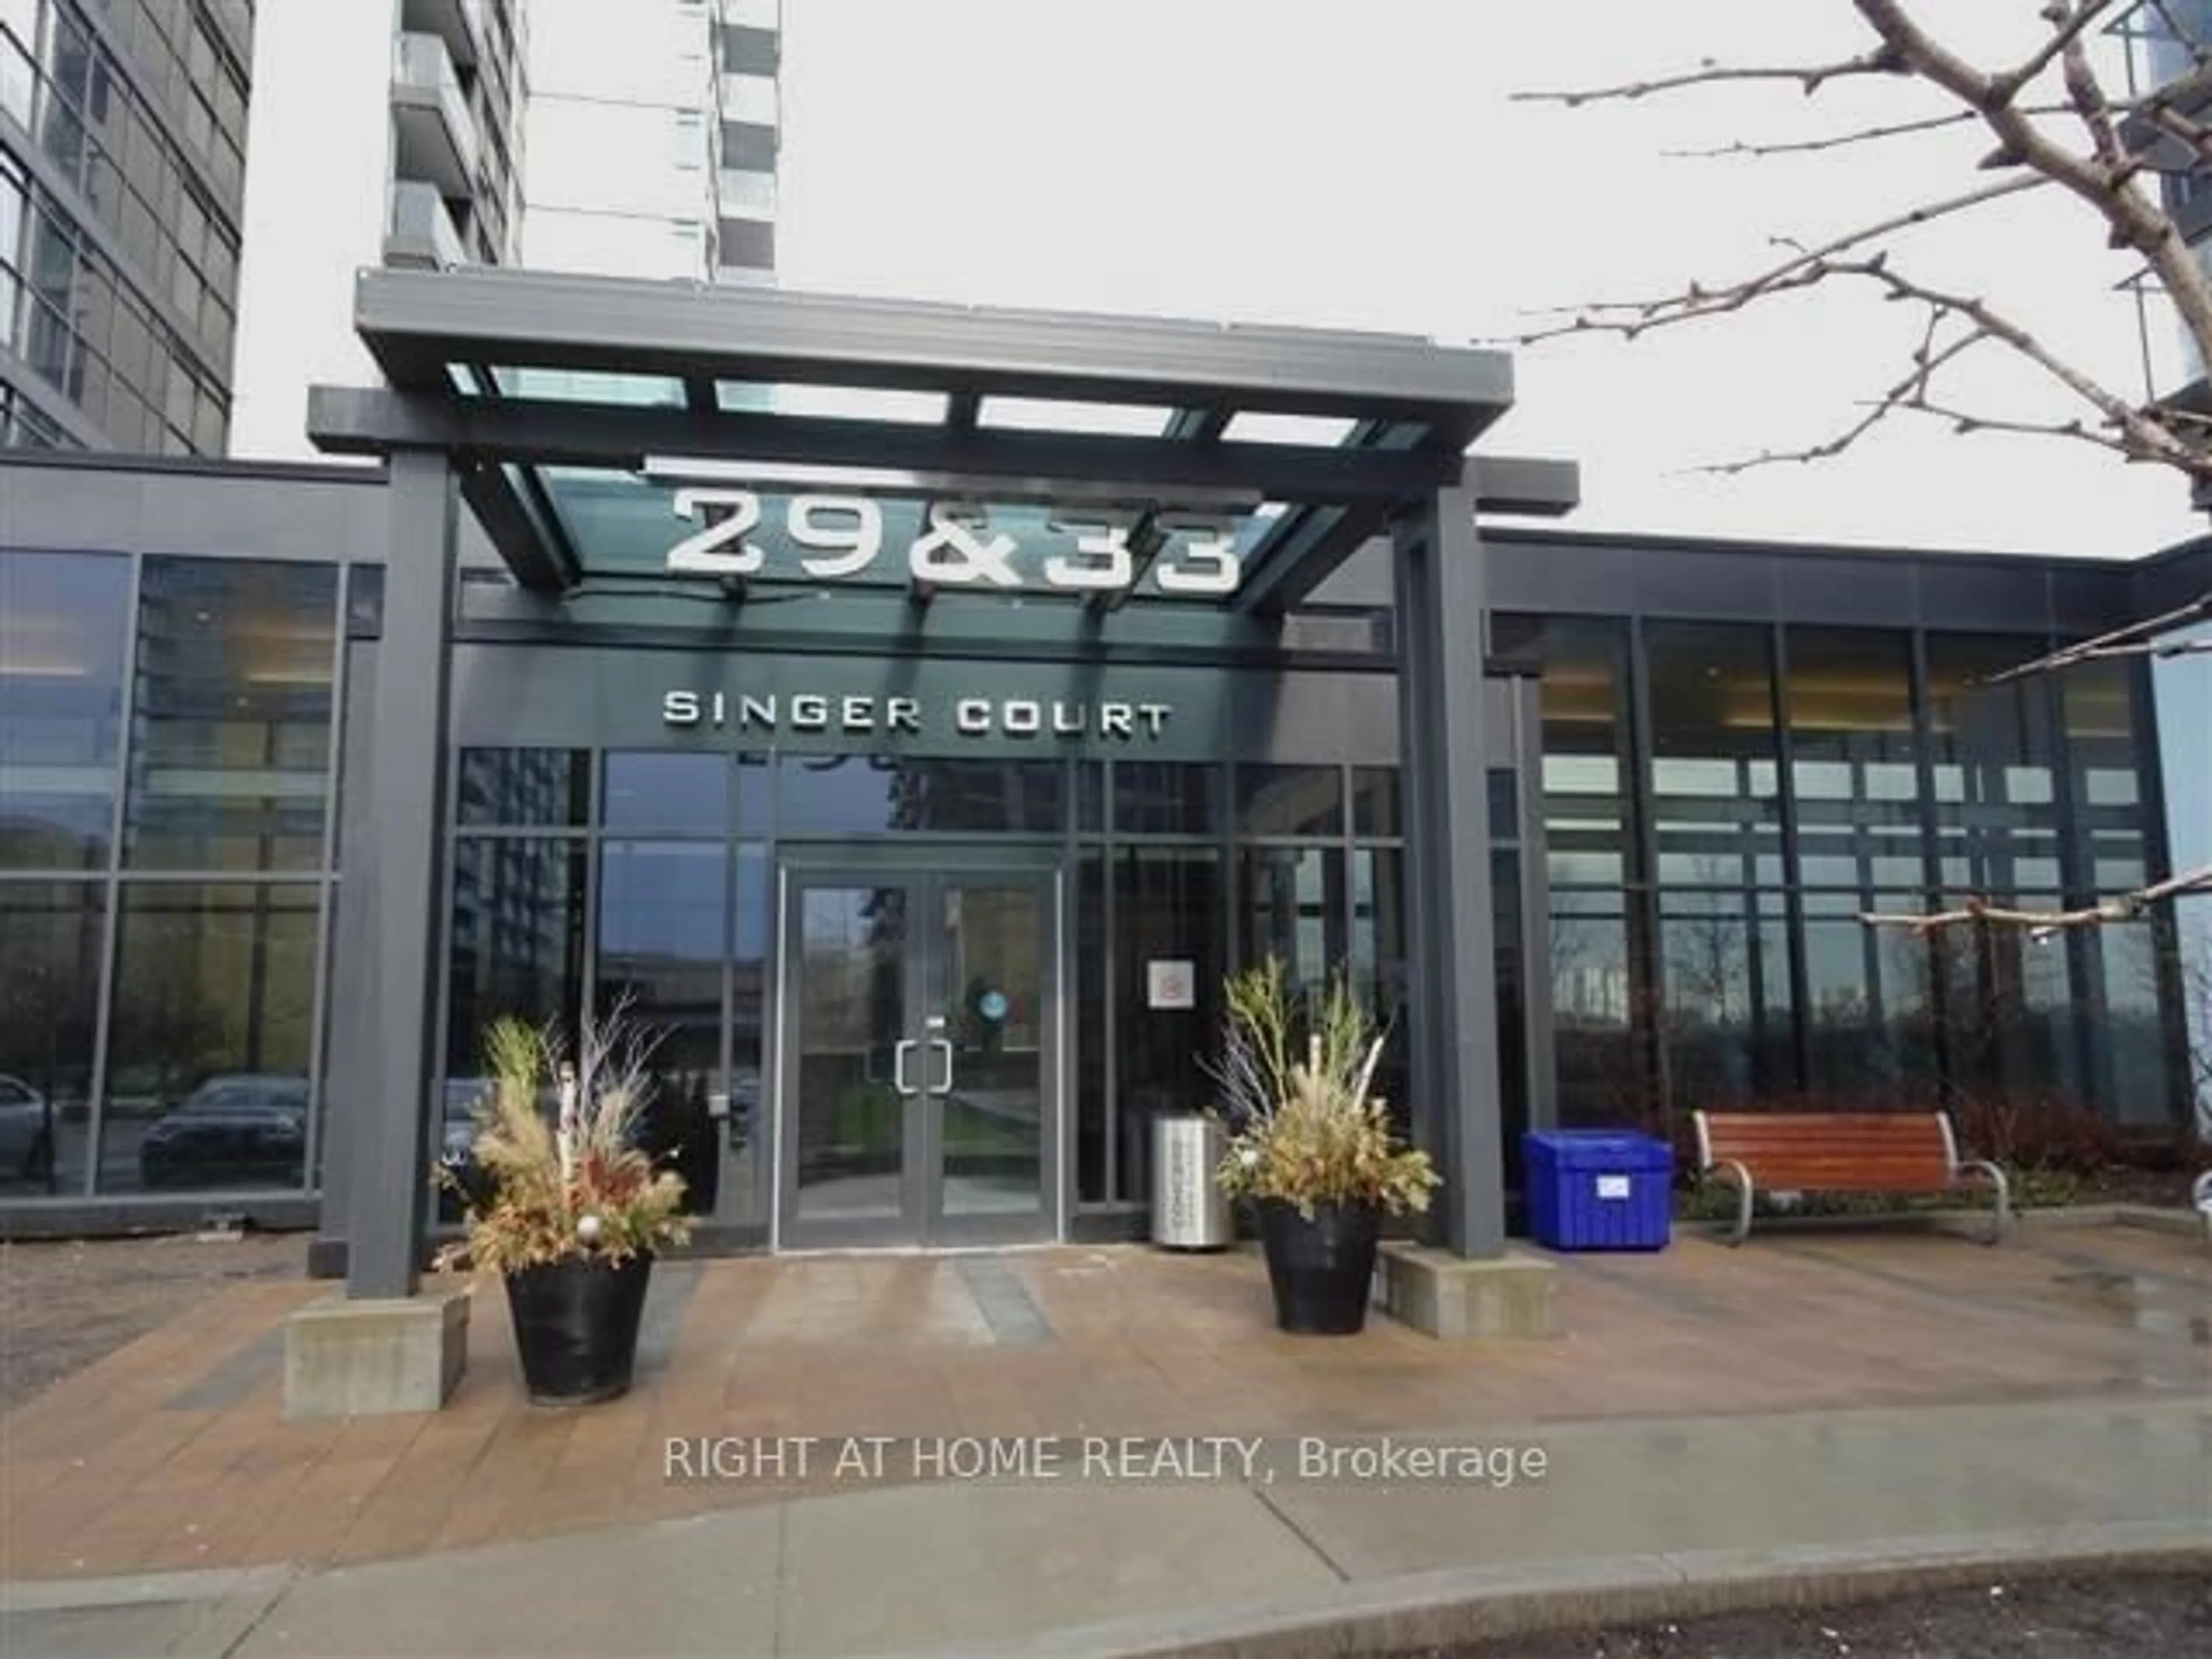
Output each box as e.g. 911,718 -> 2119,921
1991,0 -> 2124,104
1519,175 -> 2049,342
1513,44 -> 1907,108
1661,108 -> 2030,160
1981,589 -> 2212,682
1521,1 -> 2212,489
1862,866 -> 2212,935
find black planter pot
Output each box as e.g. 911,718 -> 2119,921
503,1253 -> 654,1406
1257,1198 -> 1381,1335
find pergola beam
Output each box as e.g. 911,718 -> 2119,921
350,267 -> 1516,438
308,387 -> 1464,505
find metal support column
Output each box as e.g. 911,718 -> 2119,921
346,450 -> 459,1300
1392,485 -> 1505,1258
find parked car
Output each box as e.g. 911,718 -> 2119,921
437,1077 -> 491,1221
137,1074 -> 309,1189
0,1074 -> 55,1183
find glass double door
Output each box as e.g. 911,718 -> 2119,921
778,855 -> 1058,1248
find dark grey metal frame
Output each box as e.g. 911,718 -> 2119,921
302,270 -> 1584,1293
773,845 -> 1063,1251
0,526 -> 353,1215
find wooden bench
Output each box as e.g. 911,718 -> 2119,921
1691,1110 -> 2010,1246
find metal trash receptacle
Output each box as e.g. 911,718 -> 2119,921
1152,1113 -> 1232,1250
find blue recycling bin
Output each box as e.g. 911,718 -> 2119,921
1522,1130 -> 1673,1251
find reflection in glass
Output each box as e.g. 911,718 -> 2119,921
728,844 -> 769,1222
597,841 -> 724,1215
0,882 -> 104,1194
602,752 -> 729,836
1493,848 -> 1527,1181
1786,628 -> 1926,893
1112,762 -> 1219,835
1110,849 -> 1221,1205
454,748 -> 592,828
1927,895 -> 2086,1107
125,559 -> 336,870
793,885 -> 907,1220
778,756 -> 1065,834
1925,635 -> 2060,899
1659,891 -> 1794,1107
1350,766 -> 1400,838
0,552 -> 130,870
444,838 -> 586,1075
1238,847 -> 1343,996
2088,923 -> 2173,1127
1234,764 -> 1343,838
1802,895 -> 1937,1099
1551,896 -> 1638,1128
1645,622 -> 1782,887
1495,616 -> 1631,887
1351,847 -> 1411,1140
938,881 -> 1044,1217
101,883 -> 319,1192
1076,853 -> 1108,1203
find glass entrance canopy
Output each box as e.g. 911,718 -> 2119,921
308,268 -> 1576,607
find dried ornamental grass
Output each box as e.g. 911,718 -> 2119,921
1209,958 -> 1440,1219
435,1007 -> 690,1274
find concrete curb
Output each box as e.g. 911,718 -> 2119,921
0,1565 -> 298,1659
945,1520 -> 2212,1659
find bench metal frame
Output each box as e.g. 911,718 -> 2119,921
1691,1109 -> 2011,1247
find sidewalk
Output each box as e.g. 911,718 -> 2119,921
2,1218 -> 2206,1656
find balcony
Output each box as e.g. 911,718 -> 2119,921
392,31 -> 480,199
401,0 -> 484,70
385,179 -> 469,271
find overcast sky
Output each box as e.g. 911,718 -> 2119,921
773,0 -> 2205,559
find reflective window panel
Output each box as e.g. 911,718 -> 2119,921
1109,847 -> 1222,1205
1550,890 -> 1639,1128
101,882 -> 320,1194
1645,622 -> 1783,889
455,748 -> 592,828
1658,889 -> 1794,1108
777,757 -> 1065,834
597,840 -> 726,1214
1234,764 -> 1343,838
602,751 -> 730,837
1112,762 -> 1220,836
444,838 -> 586,1077
0,880 -> 104,1194
1785,628 -> 1927,892
125,559 -> 336,870
0,551 -> 131,870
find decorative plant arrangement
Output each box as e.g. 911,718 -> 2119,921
438,1008 -> 689,1404
1210,957 -> 1438,1334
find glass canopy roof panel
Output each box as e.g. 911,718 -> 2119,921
1221,412 -> 1360,446
489,367 -> 690,407
535,465 -> 1281,601
715,381 -> 950,423
976,396 -> 1180,437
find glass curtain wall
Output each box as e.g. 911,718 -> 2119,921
443,747 -> 772,1226
1496,617 -> 1644,1130
1072,756 -> 1409,1214
1644,623 -> 1794,1112
1502,610 -> 2185,1139
1785,627 -> 1938,1098
0,550 -> 343,1200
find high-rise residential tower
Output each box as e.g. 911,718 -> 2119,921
226,0 -> 527,458
225,0 -> 772,458
1,0 -> 253,453
522,0 -> 778,283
